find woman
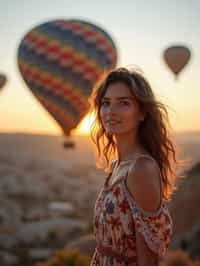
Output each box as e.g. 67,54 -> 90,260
89,67 -> 178,266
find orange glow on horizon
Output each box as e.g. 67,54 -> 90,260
74,111 -> 95,135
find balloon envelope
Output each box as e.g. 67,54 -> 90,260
0,73 -> 7,89
17,19 -> 118,136
163,45 -> 191,77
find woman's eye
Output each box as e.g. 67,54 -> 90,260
120,101 -> 130,106
101,101 -> 110,106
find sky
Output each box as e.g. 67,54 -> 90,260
0,0 -> 200,136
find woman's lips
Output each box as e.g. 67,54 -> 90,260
105,120 -> 121,126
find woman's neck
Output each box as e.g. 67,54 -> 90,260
114,132 -> 146,162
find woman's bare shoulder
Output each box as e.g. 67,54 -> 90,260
126,156 -> 161,212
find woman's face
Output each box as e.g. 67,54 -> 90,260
100,82 -> 144,136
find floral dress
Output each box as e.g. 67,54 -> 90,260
90,155 -> 173,266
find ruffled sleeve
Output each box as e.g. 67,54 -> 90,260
123,181 -> 173,257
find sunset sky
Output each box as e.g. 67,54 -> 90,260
0,0 -> 199,136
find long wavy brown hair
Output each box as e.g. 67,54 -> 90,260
89,67 -> 180,201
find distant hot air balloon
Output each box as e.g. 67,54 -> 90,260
17,19 -> 118,146
0,73 -> 7,90
163,45 -> 191,79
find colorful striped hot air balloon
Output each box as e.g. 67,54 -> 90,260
17,19 -> 118,139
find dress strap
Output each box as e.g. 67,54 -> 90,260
109,159 -> 118,174
105,160 -> 118,187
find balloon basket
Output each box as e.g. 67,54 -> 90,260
63,139 -> 75,149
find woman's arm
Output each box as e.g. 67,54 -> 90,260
126,157 -> 162,266
135,228 -> 159,266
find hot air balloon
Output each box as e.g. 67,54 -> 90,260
17,19 -> 118,146
0,73 -> 7,90
163,45 -> 191,79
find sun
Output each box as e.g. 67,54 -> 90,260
74,111 -> 95,135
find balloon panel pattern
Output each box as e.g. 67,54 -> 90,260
18,19 -> 117,135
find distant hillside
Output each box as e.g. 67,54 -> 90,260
0,133 -> 95,168
169,160 -> 200,241
0,131 -> 199,169
187,162 -> 200,176
174,131 -> 200,144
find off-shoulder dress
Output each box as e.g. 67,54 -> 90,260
90,154 -> 173,266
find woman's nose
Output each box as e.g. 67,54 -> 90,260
107,104 -> 117,114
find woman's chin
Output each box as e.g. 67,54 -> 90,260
106,128 -> 122,135
105,127 -> 136,137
